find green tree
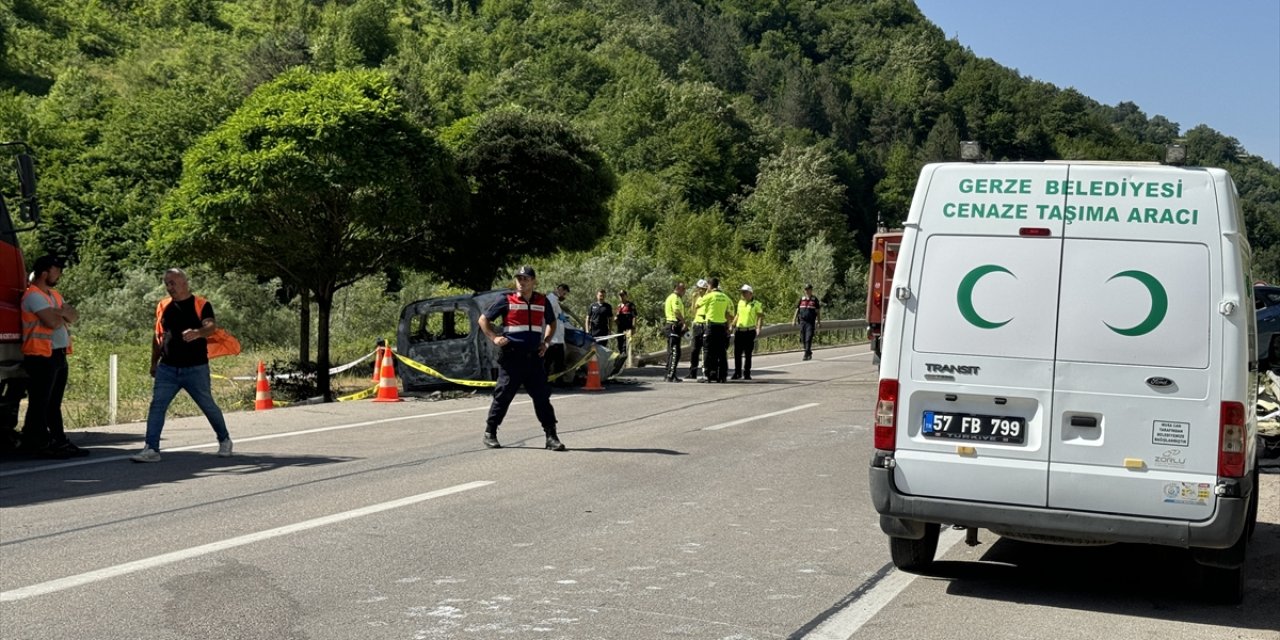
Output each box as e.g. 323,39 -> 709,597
152,68 -> 465,399
739,144 -> 851,256
789,232 -> 836,300
436,108 -> 615,290
1185,124 -> 1242,167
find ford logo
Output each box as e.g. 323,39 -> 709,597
1146,376 -> 1174,388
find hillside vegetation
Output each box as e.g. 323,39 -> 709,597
2,0 -> 1278,382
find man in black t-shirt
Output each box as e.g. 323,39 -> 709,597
131,268 -> 233,462
586,289 -> 613,339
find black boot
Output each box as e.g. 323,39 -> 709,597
483,432 -> 501,449
545,434 -> 567,451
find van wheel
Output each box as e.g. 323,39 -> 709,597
1201,564 -> 1245,605
889,523 -> 940,573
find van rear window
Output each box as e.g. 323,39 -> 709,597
1057,240 -> 1209,369
912,235 -> 1062,360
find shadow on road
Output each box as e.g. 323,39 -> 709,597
561,447 -> 687,455
919,521 -> 1280,630
0,445 -> 352,509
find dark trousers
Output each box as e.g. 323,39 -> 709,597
544,343 -> 567,385
616,332 -> 628,358
22,350 -> 68,448
733,329 -> 757,377
705,323 -> 729,382
664,323 -> 683,380
487,349 -> 558,435
800,321 -> 816,357
689,323 -> 706,378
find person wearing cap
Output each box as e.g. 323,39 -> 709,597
545,283 -> 570,386
19,255 -> 85,458
478,265 -> 565,451
699,277 -> 734,383
793,283 -> 822,360
662,282 -> 687,382
688,278 -> 710,381
732,284 -> 764,380
615,290 -> 636,358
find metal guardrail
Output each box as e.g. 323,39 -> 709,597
632,319 -> 869,367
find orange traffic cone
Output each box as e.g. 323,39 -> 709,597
372,347 -> 403,402
372,345 -> 383,382
255,361 -> 274,411
583,350 -> 604,391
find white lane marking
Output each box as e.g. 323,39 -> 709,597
751,360 -> 819,372
0,481 -> 494,602
752,349 -> 873,371
800,527 -> 964,640
1,398 -> 566,477
701,403 -> 820,431
823,351 -> 874,361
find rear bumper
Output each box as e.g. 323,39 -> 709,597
869,452 -> 1250,549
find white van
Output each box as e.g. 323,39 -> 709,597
868,161 -> 1261,603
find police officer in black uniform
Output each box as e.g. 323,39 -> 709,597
479,266 -> 566,451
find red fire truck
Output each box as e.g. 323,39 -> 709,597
865,229 -> 901,364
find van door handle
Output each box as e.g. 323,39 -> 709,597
1070,416 -> 1098,427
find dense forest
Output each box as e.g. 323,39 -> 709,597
2,0 -> 1279,375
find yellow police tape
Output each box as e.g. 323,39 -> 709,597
391,347 -> 595,388
338,385 -> 378,402
221,347 -> 602,404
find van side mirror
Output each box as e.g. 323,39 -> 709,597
16,154 -> 36,199
15,153 -> 39,223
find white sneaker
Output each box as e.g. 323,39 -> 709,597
130,447 -> 161,463
217,439 -> 233,458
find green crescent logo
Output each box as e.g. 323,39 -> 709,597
957,265 -> 1014,329
1105,270 -> 1167,336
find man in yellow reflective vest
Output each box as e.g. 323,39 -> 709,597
20,255 -> 84,458
688,278 -> 709,381
699,278 -> 734,383
732,284 -> 764,380
663,282 -> 686,382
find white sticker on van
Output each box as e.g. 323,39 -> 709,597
1152,420 -> 1190,446
1162,482 -> 1210,505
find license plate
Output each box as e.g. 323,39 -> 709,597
922,411 -> 1026,444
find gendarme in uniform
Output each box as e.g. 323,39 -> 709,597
479,265 -> 566,451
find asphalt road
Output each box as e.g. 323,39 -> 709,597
1,344 -> 1277,640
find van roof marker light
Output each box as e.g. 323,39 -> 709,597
1019,227 -> 1052,237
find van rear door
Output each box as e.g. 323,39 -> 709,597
1049,166 -> 1222,520
891,164 -> 1068,507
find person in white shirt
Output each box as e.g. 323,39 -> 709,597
545,283 -> 571,386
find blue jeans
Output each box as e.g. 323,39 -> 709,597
145,363 -> 230,451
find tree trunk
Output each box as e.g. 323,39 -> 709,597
299,288 -> 311,365
316,288 -> 333,402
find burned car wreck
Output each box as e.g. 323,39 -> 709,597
397,290 -> 625,391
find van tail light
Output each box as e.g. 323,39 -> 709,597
1218,401 -> 1246,478
875,379 -> 899,451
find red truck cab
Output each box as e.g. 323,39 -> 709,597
0,144 -> 41,452
865,230 -> 901,364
